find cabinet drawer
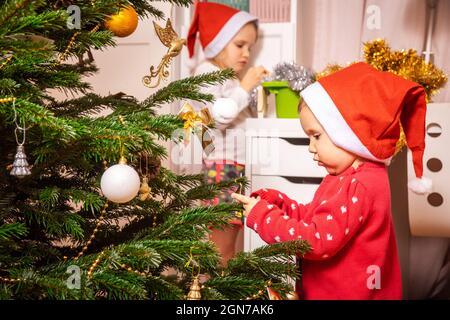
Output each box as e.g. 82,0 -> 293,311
250,175 -> 321,204
249,137 -> 327,177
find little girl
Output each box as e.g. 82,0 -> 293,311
233,62 -> 431,299
186,2 -> 268,265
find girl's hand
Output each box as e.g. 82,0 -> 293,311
231,193 -> 261,217
240,66 -> 269,92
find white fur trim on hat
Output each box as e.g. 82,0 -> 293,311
408,176 -> 432,195
204,11 -> 258,58
300,82 -> 391,164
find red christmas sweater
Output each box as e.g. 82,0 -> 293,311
246,162 -> 402,300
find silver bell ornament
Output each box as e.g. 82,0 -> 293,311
10,145 -> 31,178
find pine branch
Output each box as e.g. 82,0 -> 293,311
146,204 -> 241,240
141,240 -> 219,269
66,30 -> 117,57
49,92 -> 140,118
31,112 -> 172,166
142,69 -> 236,108
173,173 -> 204,189
6,269 -> 87,299
130,0 -> 193,19
91,271 -> 148,299
129,0 -> 165,19
0,285 -> 13,299
0,0 -> 36,32
223,242 -> 311,286
145,275 -> 185,300
121,113 -> 184,141
64,189 -> 104,214
225,252 -> 291,281
0,99 -> 79,143
0,223 -> 28,240
7,10 -> 66,35
22,206 -> 85,241
185,176 -> 248,201
252,240 -> 311,259
166,176 -> 247,212
200,286 -> 227,300
204,276 -> 269,300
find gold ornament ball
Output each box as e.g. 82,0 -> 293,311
105,6 -> 139,37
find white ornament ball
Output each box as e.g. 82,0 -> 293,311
100,163 -> 140,203
212,98 -> 238,120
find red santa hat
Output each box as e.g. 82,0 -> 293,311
187,2 -> 258,58
300,62 -> 431,194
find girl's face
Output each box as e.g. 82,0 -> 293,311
299,104 -> 358,175
212,22 -> 257,73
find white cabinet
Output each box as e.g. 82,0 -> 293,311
243,118 -> 327,251
250,137 -> 325,177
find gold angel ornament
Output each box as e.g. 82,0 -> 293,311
143,18 -> 186,88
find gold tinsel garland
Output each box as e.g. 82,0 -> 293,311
363,39 -> 447,102
315,39 -> 448,153
316,39 -> 448,101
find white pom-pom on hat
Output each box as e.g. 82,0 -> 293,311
408,176 -> 432,195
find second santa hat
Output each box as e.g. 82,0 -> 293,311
187,2 -> 258,58
300,62 -> 431,194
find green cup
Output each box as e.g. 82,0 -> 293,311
261,81 -> 301,118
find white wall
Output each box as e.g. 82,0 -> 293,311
297,0 -> 449,102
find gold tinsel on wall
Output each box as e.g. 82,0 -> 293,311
316,39 -> 448,102
363,39 -> 447,102
315,39 -> 448,154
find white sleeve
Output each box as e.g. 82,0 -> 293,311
221,83 -> 250,111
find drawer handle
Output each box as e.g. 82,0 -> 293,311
281,176 -> 323,185
279,137 -> 309,145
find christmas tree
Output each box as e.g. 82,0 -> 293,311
0,0 -> 309,299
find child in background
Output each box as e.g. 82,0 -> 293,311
187,2 -> 268,265
233,62 -> 432,299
